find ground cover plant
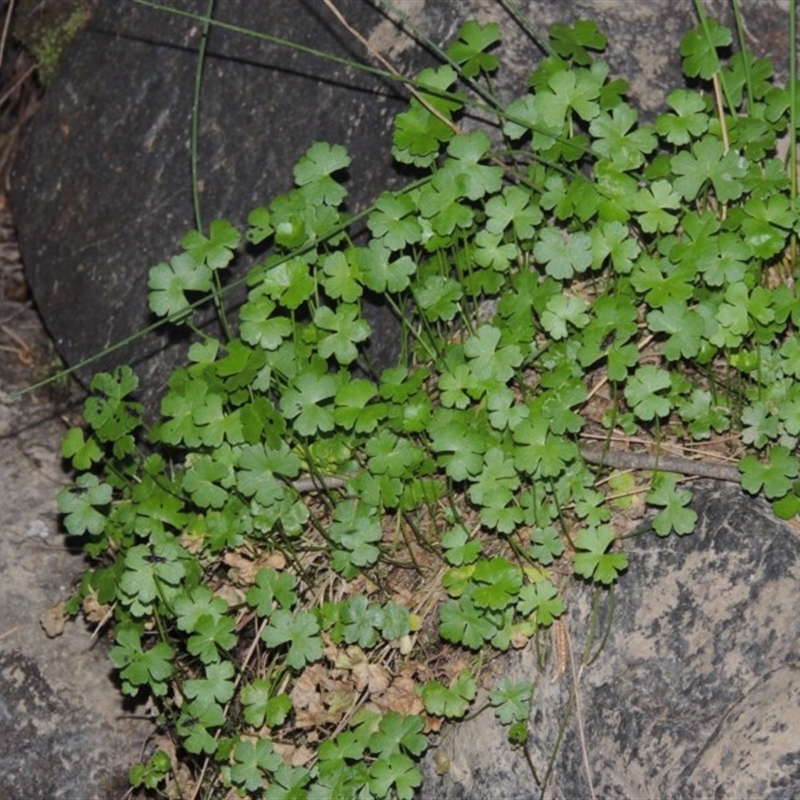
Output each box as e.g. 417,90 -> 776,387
49,0 -> 800,796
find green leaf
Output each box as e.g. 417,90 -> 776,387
528,525 -> 565,565
368,753 -> 422,800
381,602 -> 411,641
647,301 -> 705,360
631,256 -> 695,309
109,626 -> 174,697
240,294 -> 294,351
173,586 -> 229,632
367,191 -> 423,250
485,185 -> 542,239
247,205 -> 273,244
262,609 -> 324,669
329,500 -> 382,568
470,557 -> 523,611
671,136 -> 746,203
341,595 -> 384,648
236,441 -> 300,505
182,219 -> 241,270
646,473 -> 698,536
334,379 -> 385,433
417,168 -> 475,234
366,431 -> 423,478
710,283 -> 754,348
542,174 -> 600,223
624,365 -> 673,421
487,386 -> 529,431
428,409 -> 488,481
294,141 -> 350,184
230,737 -> 283,792
656,89 -> 709,145
241,680 -> 292,728
360,246 -> 416,294
182,454 -> 233,509
473,229 -> 518,272
512,417 -> 578,479
183,661 -> 236,706
190,391 -> 243,447
502,93 -> 541,142
741,402 -> 780,449
540,294 -> 590,340
129,750 -> 171,790
318,730 -> 367,765
468,447 -> 520,511
589,105 -> 656,171
680,19 -> 731,79
118,541 -> 187,615
257,256 -> 316,310
439,595 -> 497,649
416,274 -> 462,322
265,762 -> 311,799
320,250 -> 363,303
392,65 -> 459,167
314,304 -> 371,365
678,388 -> 731,438
148,252 -> 211,319
247,568 -> 298,618
771,490 -> 800,520
292,142 -> 350,207
446,20 -> 501,77
420,670 -> 477,718
463,325 -> 523,383
539,65 -> 604,126
489,678 -> 534,725
61,427 -> 103,470
573,525 -> 628,584
58,474 -> 112,536
589,220 -> 641,274
534,228 -> 593,280
739,446 -> 799,499
741,195 -> 794,259
177,701 -> 225,754
441,524 -> 483,566
443,131 -> 504,200
369,713 -> 427,758
186,614 -> 237,664
633,180 -> 681,233
516,579 -> 566,625
549,19 -> 607,65
280,369 -> 339,436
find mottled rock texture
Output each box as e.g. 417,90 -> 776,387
420,480 -> 800,799
0,300 -> 149,800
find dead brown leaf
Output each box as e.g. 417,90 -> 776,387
39,600 -> 66,638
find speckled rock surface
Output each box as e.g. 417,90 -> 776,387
14,0 -> 794,410
420,480 -> 800,798
0,301 -> 150,799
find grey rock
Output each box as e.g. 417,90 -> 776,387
0,300 -> 150,800
420,480 -> 800,799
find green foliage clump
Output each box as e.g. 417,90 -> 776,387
56,11 -> 800,797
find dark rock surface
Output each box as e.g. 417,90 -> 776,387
15,0 -> 793,410
420,480 -> 800,799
